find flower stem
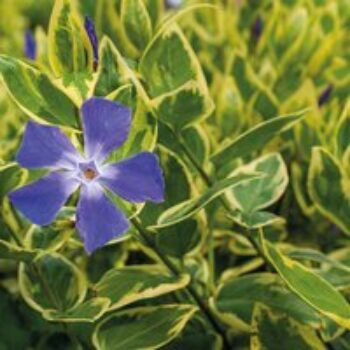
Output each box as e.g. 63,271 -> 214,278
131,217 -> 231,350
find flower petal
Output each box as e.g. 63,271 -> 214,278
76,184 -> 129,254
17,121 -> 82,170
9,172 -> 79,225
81,98 -> 131,162
100,152 -> 165,203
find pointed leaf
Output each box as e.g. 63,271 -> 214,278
211,113 -> 304,169
156,172 -> 261,228
121,0 -> 152,51
261,235 -> 350,330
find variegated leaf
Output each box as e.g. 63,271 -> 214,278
251,304 -> 325,350
95,265 -> 190,311
0,55 -> 78,127
93,305 -> 197,350
308,147 -> 350,236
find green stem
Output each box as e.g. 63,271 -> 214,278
131,218 -> 231,350
207,227 -> 215,293
6,222 -> 22,247
175,131 -> 214,187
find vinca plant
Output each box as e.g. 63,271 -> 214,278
0,0 -> 349,349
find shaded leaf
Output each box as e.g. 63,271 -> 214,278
44,298 -> 110,323
251,304 -> 325,350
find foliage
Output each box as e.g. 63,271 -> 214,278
0,0 -> 349,349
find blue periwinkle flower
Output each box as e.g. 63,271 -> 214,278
84,16 -> 99,71
24,29 -> 36,60
9,98 -> 165,253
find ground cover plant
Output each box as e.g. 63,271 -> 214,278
0,0 -> 349,349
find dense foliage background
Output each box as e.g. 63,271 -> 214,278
0,0 -> 349,349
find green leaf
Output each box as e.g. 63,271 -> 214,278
317,247 -> 350,290
158,123 -> 209,167
251,304 -> 326,350
308,147 -> 350,236
93,37 -> 130,97
211,112 -> 305,170
43,298 -> 110,323
143,0 -> 163,28
287,247 -> 350,275
230,54 -> 255,102
19,252 -> 87,315
95,265 -> 190,311
121,0 -> 152,51
156,219 -> 201,258
163,332 -> 222,350
213,273 -> 321,330
0,290 -> 32,349
140,23 -> 198,96
140,145 -> 194,227
156,172 -> 261,228
152,81 -> 214,130
0,55 -> 78,128
140,23 -> 213,130
48,0 -> 93,78
93,305 -> 197,350
336,101 -> 350,158
261,234 -> 350,330
227,153 -> 288,228
0,162 -> 24,198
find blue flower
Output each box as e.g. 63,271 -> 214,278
24,29 -> 36,60
9,98 -> 165,253
84,16 -> 99,71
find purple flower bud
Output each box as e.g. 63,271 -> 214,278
24,29 -> 36,60
251,16 -> 263,42
318,84 -> 333,107
84,16 -> 99,71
